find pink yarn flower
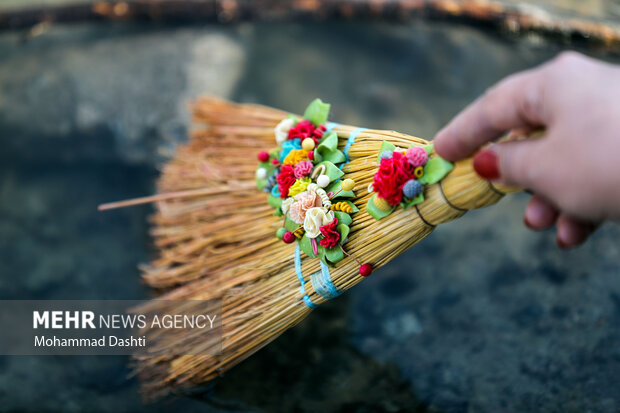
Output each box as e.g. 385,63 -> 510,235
294,160 -> 314,179
406,146 -> 428,167
288,191 -> 322,224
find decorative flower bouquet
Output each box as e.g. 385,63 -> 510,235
255,99 -> 455,278
255,99 -> 370,274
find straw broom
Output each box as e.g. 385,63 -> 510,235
100,96 -> 521,398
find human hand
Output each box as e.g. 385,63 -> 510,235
433,51 -> 620,249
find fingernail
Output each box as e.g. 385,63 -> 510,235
473,149 -> 500,180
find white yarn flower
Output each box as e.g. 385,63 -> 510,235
281,197 -> 294,215
274,118 -> 295,145
303,207 -> 335,239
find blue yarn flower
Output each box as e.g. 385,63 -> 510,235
280,138 -> 301,162
403,179 -> 422,199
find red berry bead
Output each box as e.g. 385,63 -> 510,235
258,151 -> 270,162
359,263 -> 373,277
272,158 -> 280,165
282,232 -> 296,244
308,151 -> 314,160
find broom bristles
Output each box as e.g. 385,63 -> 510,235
132,97 -> 520,398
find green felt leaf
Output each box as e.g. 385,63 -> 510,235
376,141 -> 397,163
303,98 -> 330,126
417,156 -> 454,185
318,245 -> 326,262
315,161 -> 344,183
284,218 -> 299,232
286,114 -> 299,123
337,224 -> 350,244
423,143 -> 434,155
299,235 -> 316,258
317,132 -> 346,164
273,209 -> 283,217
267,195 -> 282,209
318,131 -> 338,152
366,194 -> 394,220
325,246 -> 344,264
400,192 -> 424,210
333,211 -> 352,226
321,149 -> 346,164
256,178 -> 267,190
325,180 -> 355,198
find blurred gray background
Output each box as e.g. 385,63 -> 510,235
1,1 -> 620,412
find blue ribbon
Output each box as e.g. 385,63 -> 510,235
294,245 -> 341,307
341,127 -> 366,168
325,122 -> 339,133
311,261 -> 341,300
295,245 -> 317,309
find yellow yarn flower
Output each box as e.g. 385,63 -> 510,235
283,149 -> 309,165
287,177 -> 311,198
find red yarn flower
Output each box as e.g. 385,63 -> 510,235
277,164 -> 296,198
373,151 -> 417,206
288,120 -> 327,145
319,218 -> 340,249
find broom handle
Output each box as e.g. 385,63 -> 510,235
416,155 -> 521,226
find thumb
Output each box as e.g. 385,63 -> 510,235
473,138 -> 547,191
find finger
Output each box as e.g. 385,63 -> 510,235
556,214 -> 597,249
524,195 -> 558,231
472,137 -> 549,191
434,68 -> 547,161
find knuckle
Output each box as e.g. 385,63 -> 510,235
518,86 -> 543,124
556,50 -> 580,61
549,51 -> 586,70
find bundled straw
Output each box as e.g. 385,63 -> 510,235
113,97 -> 520,398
